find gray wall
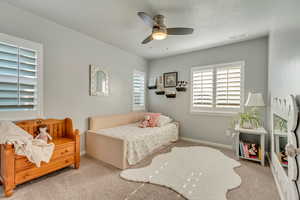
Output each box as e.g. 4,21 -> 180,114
269,0 -> 300,97
148,37 -> 268,145
4,0 -> 298,151
0,2 -> 148,152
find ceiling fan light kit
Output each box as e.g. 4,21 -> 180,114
152,28 -> 167,40
138,12 -> 194,44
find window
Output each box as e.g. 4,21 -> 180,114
132,70 -> 145,111
0,33 -> 43,120
191,61 -> 244,114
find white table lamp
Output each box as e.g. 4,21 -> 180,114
241,92 -> 265,129
245,92 -> 265,107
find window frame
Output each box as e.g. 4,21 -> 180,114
190,61 -> 245,115
0,33 -> 43,120
132,70 -> 146,111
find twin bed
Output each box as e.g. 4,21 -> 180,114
86,112 -> 179,169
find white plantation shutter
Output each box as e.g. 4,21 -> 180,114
191,61 -> 244,113
0,42 -> 37,111
132,70 -> 145,110
192,69 -> 213,107
0,33 -> 42,120
216,65 -> 241,108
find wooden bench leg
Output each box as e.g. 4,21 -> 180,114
74,133 -> 80,169
4,187 -> 13,197
1,144 -> 15,197
74,161 -> 80,169
65,120 -> 81,169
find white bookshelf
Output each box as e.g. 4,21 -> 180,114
234,125 -> 267,166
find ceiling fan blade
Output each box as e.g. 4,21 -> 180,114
167,28 -> 194,35
142,35 -> 153,44
137,12 -> 155,27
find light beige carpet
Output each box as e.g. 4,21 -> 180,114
0,140 -> 280,200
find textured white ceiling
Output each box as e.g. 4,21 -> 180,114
3,0 -> 272,59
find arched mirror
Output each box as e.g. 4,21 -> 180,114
90,65 -> 109,96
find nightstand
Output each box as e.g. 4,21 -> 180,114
234,125 -> 267,166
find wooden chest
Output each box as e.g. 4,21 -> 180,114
0,118 -> 80,197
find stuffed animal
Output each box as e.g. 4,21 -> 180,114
139,115 -> 151,128
36,125 -> 52,143
248,144 -> 258,156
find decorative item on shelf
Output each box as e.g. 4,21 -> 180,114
163,72 -> 178,88
248,143 -> 258,158
165,91 -> 176,98
148,77 -> 157,89
278,151 -> 288,166
158,75 -> 163,87
155,77 -> 165,95
176,81 -> 188,92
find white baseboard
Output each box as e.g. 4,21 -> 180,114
80,151 -> 86,156
180,137 -> 232,150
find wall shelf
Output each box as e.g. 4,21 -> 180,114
148,86 -> 157,90
166,94 -> 176,98
176,87 -> 187,92
155,91 -> 165,95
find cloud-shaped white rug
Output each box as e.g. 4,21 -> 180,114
121,146 -> 241,200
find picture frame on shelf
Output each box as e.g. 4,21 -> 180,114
163,72 -> 178,88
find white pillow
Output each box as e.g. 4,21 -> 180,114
157,115 -> 173,127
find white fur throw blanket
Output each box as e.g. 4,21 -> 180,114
0,121 -> 55,167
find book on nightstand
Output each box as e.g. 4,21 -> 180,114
239,142 -> 260,160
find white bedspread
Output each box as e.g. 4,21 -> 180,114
0,121 -> 55,167
94,123 -> 178,165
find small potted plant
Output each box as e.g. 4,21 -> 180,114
235,109 -> 261,129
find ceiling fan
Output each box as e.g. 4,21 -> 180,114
138,12 -> 194,44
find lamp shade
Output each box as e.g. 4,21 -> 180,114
245,92 -> 265,107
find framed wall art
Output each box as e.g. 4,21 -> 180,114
163,72 -> 178,88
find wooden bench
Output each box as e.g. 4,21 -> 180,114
0,118 -> 80,197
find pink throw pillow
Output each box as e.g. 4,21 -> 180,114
145,113 -> 161,127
